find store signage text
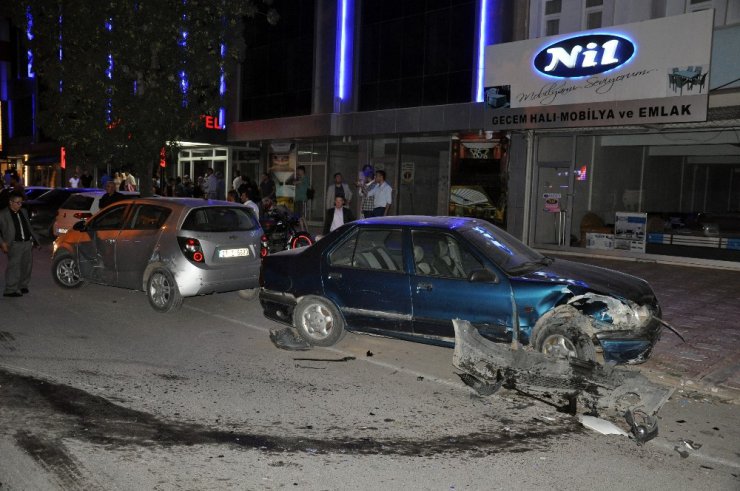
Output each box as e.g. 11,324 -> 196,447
487,95 -> 706,129
201,114 -> 224,130
533,34 -> 635,78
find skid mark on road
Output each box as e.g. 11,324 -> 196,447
0,368 -> 576,460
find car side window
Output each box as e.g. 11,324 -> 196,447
328,228 -> 403,272
411,230 -> 483,279
127,205 -> 171,230
88,205 -> 128,231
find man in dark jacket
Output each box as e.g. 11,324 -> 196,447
0,192 -> 40,296
323,196 -> 355,235
99,180 -> 125,209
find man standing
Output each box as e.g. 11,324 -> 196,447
293,165 -> 309,217
99,180 -> 125,209
240,189 -> 261,219
0,192 -> 39,297
205,168 -> 219,200
326,172 -> 353,210
259,172 -> 276,202
366,170 -> 392,217
323,196 -> 355,235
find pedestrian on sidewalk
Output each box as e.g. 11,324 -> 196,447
0,192 -> 40,297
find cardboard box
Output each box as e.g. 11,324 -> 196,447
586,233 -> 614,250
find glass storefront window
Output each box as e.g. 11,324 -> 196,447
550,132 -> 740,262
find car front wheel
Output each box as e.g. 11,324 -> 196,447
533,307 -> 596,362
147,268 -> 183,313
52,254 -> 84,288
293,296 -> 344,347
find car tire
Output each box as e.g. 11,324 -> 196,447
52,254 -> 84,288
147,268 -> 183,313
293,295 -> 345,347
290,233 -> 313,249
533,307 -> 597,362
237,288 -> 259,300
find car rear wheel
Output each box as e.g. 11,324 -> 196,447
52,254 -> 84,288
147,268 -> 183,313
294,296 -> 344,347
533,307 -> 596,362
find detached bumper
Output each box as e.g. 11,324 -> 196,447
596,317 -> 663,365
259,288 -> 298,326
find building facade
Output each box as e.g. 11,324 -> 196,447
221,0 -> 739,268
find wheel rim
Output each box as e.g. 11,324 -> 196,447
292,236 -> 312,249
541,334 -> 577,358
56,258 -> 80,286
149,272 -> 172,308
300,303 -> 334,340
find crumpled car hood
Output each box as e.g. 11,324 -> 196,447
515,258 -> 655,304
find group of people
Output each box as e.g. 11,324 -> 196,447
322,168 -> 393,234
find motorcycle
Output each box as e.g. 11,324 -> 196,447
258,204 -> 313,256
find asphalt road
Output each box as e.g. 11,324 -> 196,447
0,246 -> 738,490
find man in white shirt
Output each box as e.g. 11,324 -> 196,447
240,189 -> 260,218
366,170 -> 392,217
323,196 -> 355,235
233,171 -> 245,191
68,173 -> 80,188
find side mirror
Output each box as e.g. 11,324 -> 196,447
469,269 -> 498,284
72,220 -> 87,232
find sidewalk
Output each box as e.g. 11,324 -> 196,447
554,254 -> 740,401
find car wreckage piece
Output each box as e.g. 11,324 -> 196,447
452,319 -> 672,443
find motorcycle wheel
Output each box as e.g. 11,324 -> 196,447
290,232 -> 313,249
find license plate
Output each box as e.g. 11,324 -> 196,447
219,248 -> 250,258
57,228 -> 68,235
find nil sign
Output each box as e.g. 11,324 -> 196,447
533,34 -> 635,78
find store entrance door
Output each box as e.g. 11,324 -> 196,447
533,163 -> 572,247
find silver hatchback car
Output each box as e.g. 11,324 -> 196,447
51,197 -> 262,312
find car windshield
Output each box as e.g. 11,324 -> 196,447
460,221 -> 547,274
182,206 -> 259,232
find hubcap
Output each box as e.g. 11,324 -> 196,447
541,334 -> 577,358
150,273 -> 171,307
301,304 -> 333,339
57,259 -> 80,286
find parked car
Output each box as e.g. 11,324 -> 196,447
259,216 -> 664,364
0,185 -> 51,209
53,190 -> 139,237
24,187 -> 101,240
24,186 -> 53,200
51,197 -> 263,312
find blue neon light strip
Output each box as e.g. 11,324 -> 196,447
26,8 -> 35,78
335,0 -> 354,102
475,0 -> 490,102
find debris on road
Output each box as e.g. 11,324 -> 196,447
452,319 -> 673,443
269,327 -> 312,351
579,415 -> 629,437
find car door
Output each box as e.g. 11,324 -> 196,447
76,204 -> 129,285
115,203 -> 171,290
410,229 -> 514,342
322,227 -> 412,334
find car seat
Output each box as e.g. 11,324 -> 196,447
446,239 -> 466,278
413,245 -> 434,275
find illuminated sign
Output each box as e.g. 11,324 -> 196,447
60,146 -> 66,169
533,34 -> 634,78
201,114 -> 224,130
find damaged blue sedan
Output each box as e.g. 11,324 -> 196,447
259,216 -> 664,364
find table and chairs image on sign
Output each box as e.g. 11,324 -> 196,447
668,65 -> 708,95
